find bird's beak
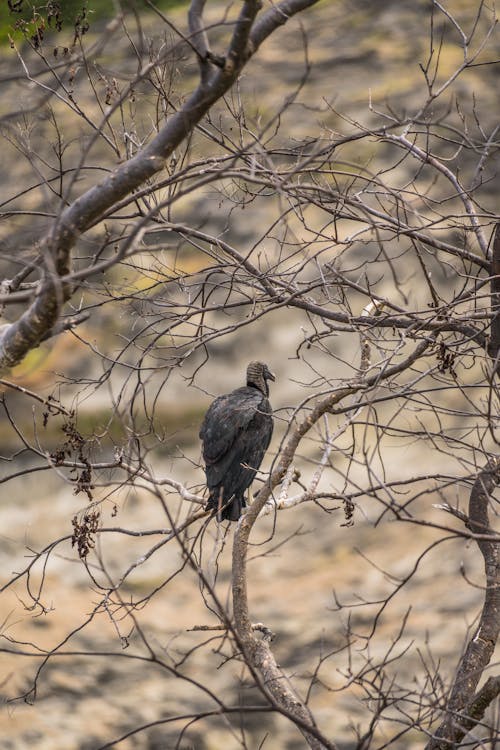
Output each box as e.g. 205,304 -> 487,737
265,368 -> 276,382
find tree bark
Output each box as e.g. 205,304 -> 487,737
488,223 -> 500,368
232,511 -> 338,750
0,0 -> 320,373
426,459 -> 500,749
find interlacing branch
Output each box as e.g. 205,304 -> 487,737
0,0 -> 320,373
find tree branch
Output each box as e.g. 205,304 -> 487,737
488,223 -> 500,368
0,0 -> 320,373
426,458 -> 500,749
232,519 -> 337,750
231,339 -> 431,750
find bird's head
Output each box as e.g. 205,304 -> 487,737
246,361 -> 275,396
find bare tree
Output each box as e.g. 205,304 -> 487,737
0,1 -> 499,748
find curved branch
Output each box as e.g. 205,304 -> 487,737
426,458 -> 500,749
0,0 -> 320,372
250,0 -> 318,49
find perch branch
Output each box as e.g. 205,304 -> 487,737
232,340 -> 432,749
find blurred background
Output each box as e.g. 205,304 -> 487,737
0,1 -> 499,748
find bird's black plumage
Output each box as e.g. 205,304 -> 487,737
199,361 -> 275,521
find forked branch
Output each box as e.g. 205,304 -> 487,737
232,339 -> 431,749
0,0 -> 320,373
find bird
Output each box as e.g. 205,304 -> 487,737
199,361 -> 275,521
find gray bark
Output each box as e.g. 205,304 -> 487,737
0,0 -> 320,373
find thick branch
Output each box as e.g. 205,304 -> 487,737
250,0 -> 319,48
0,274 -> 65,368
488,223 -> 500,366
187,0 -> 208,54
459,676 -> 500,738
232,517 -> 337,750
0,0 -> 320,372
426,458 -> 500,749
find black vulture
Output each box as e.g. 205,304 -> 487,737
199,361 -> 275,521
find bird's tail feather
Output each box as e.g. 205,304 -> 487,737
206,492 -> 245,522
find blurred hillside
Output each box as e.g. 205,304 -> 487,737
0,1 -> 499,749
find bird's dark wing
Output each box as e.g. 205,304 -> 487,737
199,387 -> 264,465
230,405 -> 273,476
